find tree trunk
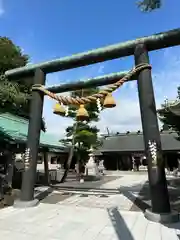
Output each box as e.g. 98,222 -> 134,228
76,143 -> 82,180
0,174 -> 4,200
60,122 -> 78,183
5,151 -> 15,188
60,146 -> 74,183
43,151 -> 50,185
0,150 -> 15,200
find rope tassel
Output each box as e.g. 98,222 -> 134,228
96,98 -> 102,112
65,105 -> 69,116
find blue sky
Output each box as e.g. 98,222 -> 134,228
0,0 -> 180,136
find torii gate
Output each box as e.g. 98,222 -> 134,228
5,28 -> 180,223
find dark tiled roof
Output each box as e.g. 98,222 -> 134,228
169,101 -> 180,116
98,131 -> 180,152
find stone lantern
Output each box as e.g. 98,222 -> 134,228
85,146 -> 100,180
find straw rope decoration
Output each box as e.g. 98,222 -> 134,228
32,63 -> 151,105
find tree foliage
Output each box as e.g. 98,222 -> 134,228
0,37 -> 29,108
60,88 -> 102,167
158,86 -> 180,135
66,88 -> 100,122
0,37 -> 46,131
0,37 -> 29,74
65,122 -> 102,149
137,0 -> 161,12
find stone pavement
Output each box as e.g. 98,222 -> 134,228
0,173 -> 180,239
0,203 -> 179,239
100,172 -> 148,189
48,174 -> 148,210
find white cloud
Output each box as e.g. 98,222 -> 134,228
96,90 -> 166,135
98,65 -> 105,74
43,47 -> 180,138
97,97 -> 141,134
97,47 -> 180,135
43,97 -> 73,138
0,0 -> 4,16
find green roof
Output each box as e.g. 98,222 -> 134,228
0,112 -> 65,151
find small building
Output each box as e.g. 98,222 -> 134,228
96,131 -> 180,170
0,112 -> 68,169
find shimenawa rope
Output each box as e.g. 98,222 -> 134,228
32,63 -> 151,105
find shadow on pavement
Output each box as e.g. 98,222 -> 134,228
35,187 -> 53,201
0,187 -> 54,209
163,221 -> 180,239
122,188 -> 150,212
118,181 -> 151,212
107,207 -> 134,240
119,178 -> 180,213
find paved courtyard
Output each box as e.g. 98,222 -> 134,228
0,173 -> 180,239
0,204 -> 179,240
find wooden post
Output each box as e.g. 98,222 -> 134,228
43,149 -> 50,185
16,68 -> 46,207
134,44 -> 170,213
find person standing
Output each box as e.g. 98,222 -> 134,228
134,156 -> 140,171
132,155 -> 135,171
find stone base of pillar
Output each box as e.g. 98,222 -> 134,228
13,198 -> 39,208
144,208 -> 179,223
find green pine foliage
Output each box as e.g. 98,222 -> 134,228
158,86 -> 180,136
60,88 -> 103,165
137,0 -> 161,12
0,37 -> 46,131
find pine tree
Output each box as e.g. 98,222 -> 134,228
59,88 -> 102,182
0,37 -> 46,131
137,0 -> 161,12
158,86 -> 180,136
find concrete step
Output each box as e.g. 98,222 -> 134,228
53,186 -> 121,194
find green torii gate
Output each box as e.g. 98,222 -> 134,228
5,28 -> 180,223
